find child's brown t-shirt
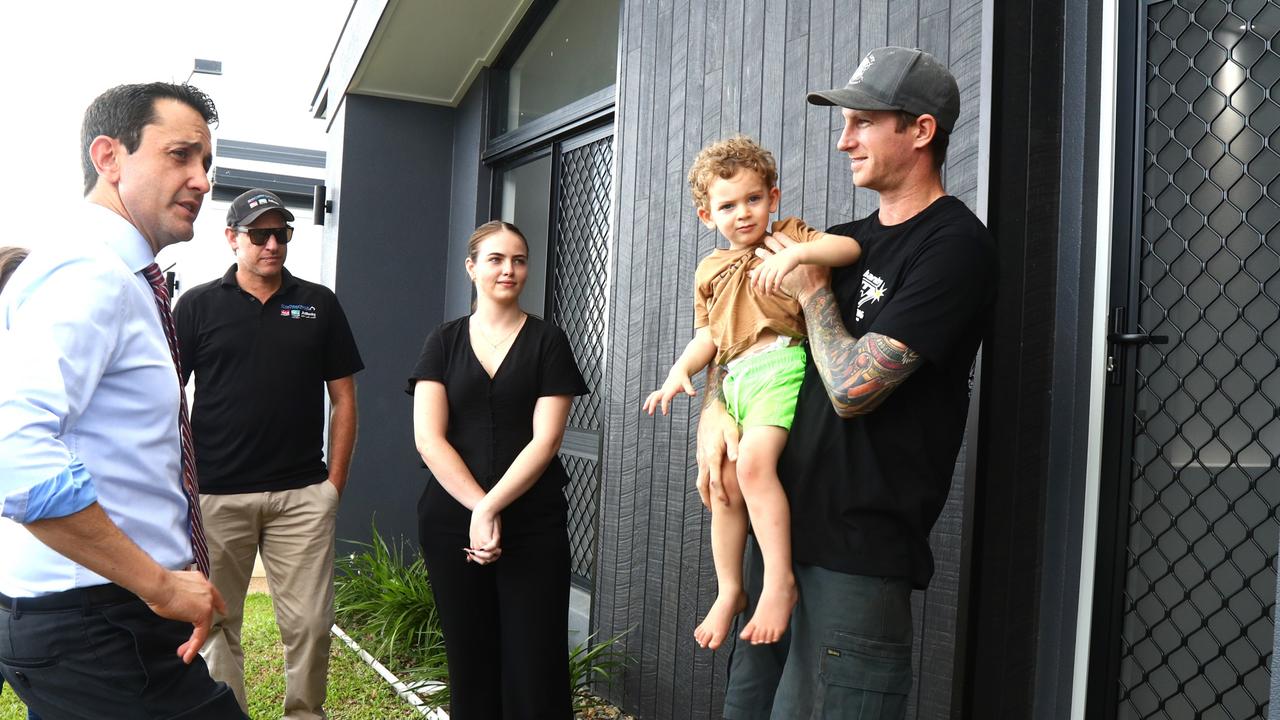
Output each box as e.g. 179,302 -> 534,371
693,216 -> 824,366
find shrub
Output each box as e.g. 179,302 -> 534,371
333,523 -> 443,669
334,523 -> 630,712
570,631 -> 631,713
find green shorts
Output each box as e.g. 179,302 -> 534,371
721,343 -> 807,430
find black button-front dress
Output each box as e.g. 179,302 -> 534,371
406,313 -> 587,719
407,314 -> 588,538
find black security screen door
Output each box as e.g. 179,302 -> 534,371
551,127 -> 613,584
1091,2 -> 1280,719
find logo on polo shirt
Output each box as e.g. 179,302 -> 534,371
279,304 -> 317,320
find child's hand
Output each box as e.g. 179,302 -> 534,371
752,246 -> 801,296
643,371 -> 696,416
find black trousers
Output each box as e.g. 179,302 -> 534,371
0,585 -> 245,720
420,525 -> 572,720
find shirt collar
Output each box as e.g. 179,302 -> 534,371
83,202 -> 156,273
219,264 -> 298,293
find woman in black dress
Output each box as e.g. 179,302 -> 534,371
408,221 -> 588,719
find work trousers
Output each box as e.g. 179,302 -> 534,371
0,585 -> 245,719
723,538 -> 914,719
420,524 -> 572,720
200,480 -> 339,720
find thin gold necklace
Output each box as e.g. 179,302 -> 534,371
475,316 -> 522,350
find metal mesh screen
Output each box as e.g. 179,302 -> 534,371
1118,2 -> 1280,718
553,135 -> 613,581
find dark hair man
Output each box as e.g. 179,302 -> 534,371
701,47 -> 998,719
0,247 -> 28,290
174,188 -> 363,719
0,82 -> 246,718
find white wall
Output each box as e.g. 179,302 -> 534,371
0,1 -> 352,293
159,180 -> 326,300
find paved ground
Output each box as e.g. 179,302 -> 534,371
245,553 -> 270,594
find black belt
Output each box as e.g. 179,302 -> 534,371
0,583 -> 137,611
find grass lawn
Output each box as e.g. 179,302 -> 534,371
0,593 -> 417,720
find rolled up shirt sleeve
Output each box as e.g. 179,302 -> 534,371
0,254 -> 121,524
2,459 -> 98,523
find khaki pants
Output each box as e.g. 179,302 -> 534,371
199,480 -> 340,720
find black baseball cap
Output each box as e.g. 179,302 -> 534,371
807,46 -> 960,132
226,189 -> 295,227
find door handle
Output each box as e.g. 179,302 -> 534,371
1107,332 -> 1168,345
1107,308 -> 1170,384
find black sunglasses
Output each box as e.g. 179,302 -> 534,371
234,226 -> 294,245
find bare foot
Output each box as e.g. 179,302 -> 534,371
694,591 -> 747,650
740,581 -> 797,644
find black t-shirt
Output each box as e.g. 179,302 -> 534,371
174,266 -> 364,494
780,195 -> 996,588
407,315 -> 589,537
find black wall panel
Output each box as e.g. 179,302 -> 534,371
332,95 -> 455,554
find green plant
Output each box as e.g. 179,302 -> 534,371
335,523 -> 632,713
399,632 -> 452,710
570,631 -> 632,712
333,523 -> 443,667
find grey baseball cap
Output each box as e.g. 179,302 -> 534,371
807,46 -> 961,132
226,189 -> 295,227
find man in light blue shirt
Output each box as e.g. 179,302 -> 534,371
0,82 -> 247,719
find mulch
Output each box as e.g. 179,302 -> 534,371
577,697 -> 637,719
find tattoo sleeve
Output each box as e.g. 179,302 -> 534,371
801,287 -> 923,418
703,363 -> 725,409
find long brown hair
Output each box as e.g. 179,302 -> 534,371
0,246 -> 29,291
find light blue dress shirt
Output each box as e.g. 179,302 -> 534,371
0,203 -> 193,596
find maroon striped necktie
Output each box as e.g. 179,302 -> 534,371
142,263 -> 210,577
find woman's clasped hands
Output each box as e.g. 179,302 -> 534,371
465,501 -> 502,565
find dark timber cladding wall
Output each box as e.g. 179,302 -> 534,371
594,0 -> 984,718
333,95 -> 456,554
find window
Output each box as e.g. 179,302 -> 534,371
491,0 -> 620,137
496,154 -> 553,315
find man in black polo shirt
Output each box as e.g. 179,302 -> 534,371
174,189 -> 363,719
700,48 -> 997,719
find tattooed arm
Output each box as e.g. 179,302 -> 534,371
695,363 -> 739,508
756,230 -> 925,418
801,286 -> 923,418
702,362 -> 726,409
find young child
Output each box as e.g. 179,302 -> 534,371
643,136 -> 861,649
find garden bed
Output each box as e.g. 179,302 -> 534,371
333,527 -> 632,718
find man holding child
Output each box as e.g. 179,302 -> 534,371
698,46 -> 997,719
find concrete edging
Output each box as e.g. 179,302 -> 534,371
330,624 -> 448,719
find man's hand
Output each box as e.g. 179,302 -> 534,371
643,370 -> 696,416
25,503 -> 226,664
138,569 -> 227,664
755,232 -> 830,303
467,504 -> 502,565
695,399 -> 739,509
